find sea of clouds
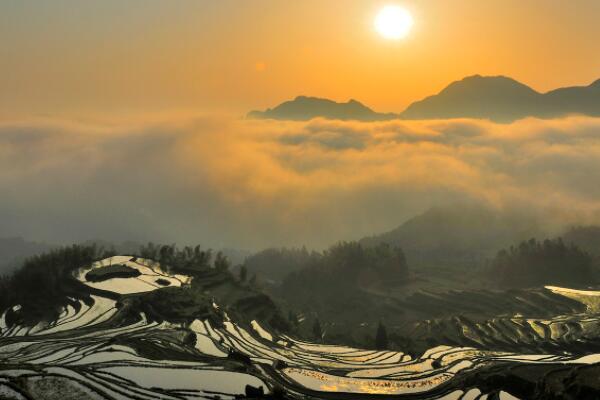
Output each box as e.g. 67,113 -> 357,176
1,115 -> 600,249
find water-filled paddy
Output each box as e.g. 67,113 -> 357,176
3,259 -> 600,399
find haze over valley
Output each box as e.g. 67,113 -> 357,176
3,1 -> 600,399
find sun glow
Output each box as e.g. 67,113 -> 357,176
375,5 -> 413,40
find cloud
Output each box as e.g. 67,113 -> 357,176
1,115 -> 600,249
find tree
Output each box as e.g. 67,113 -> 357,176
249,273 -> 257,286
239,265 -> 248,282
288,310 -> 298,326
213,252 -> 230,271
375,321 -> 389,349
490,238 -> 594,288
312,318 -> 322,341
192,245 -> 212,270
0,244 -> 111,324
325,241 -> 366,274
140,243 -> 213,272
159,244 -> 176,270
280,241 -> 410,308
139,242 -> 159,260
241,247 -> 320,282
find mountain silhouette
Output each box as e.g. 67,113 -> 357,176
359,203 -> 541,269
249,76 -> 600,122
401,75 -> 600,122
542,78 -> 600,117
247,96 -> 398,121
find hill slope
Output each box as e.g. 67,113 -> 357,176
360,204 -> 542,269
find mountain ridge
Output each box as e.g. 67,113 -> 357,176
247,95 -> 398,121
249,75 -> 600,122
359,203 -> 543,269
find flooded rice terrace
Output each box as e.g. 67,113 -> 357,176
2,256 -> 600,399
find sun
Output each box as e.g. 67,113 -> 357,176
375,5 -> 414,40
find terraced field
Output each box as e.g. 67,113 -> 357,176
2,256 -> 600,399
402,288 -> 600,356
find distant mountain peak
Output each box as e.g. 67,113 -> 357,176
249,75 -> 600,123
294,95 -> 325,102
400,75 -> 600,122
248,96 -> 397,122
437,75 -> 539,96
461,74 -> 519,82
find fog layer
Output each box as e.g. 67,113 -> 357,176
1,115 -> 599,248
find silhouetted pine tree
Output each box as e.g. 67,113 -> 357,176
249,273 -> 257,286
239,265 -> 248,282
213,252 -> 230,271
312,318 -> 322,341
375,321 -> 389,350
288,310 -> 297,325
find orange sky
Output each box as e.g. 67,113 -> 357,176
2,0 -> 600,117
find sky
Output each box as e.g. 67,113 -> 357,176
1,1 -> 600,250
2,0 -> 600,117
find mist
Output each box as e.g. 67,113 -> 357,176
1,115 -> 600,249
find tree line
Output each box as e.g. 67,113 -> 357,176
490,238 -> 594,288
0,243 -> 231,324
0,244 -> 114,323
138,243 -> 230,273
